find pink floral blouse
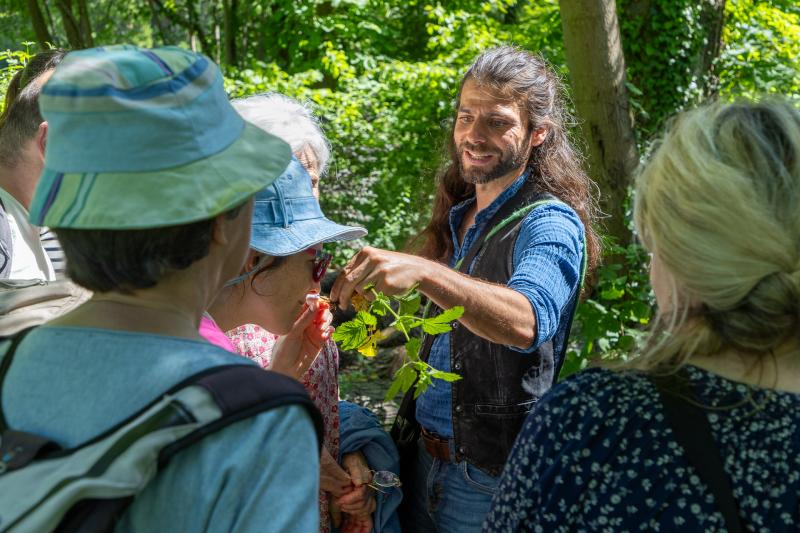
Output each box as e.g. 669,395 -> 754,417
226,324 -> 340,533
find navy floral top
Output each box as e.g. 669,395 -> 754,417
483,365 -> 800,532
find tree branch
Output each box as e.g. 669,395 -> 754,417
150,0 -> 211,55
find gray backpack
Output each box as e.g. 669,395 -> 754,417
0,329 -> 323,532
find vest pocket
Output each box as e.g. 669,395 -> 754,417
474,398 -> 537,419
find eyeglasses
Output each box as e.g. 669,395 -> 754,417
310,249 -> 332,283
367,470 -> 402,493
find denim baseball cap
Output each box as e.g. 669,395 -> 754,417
28,45 -> 291,229
250,157 -> 367,256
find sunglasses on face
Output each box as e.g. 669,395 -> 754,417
225,248 -> 332,287
308,248 -> 332,283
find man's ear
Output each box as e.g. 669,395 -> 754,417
35,121 -> 48,160
529,126 -> 548,149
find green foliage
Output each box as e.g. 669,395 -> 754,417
561,242 -> 654,379
332,285 -> 463,400
0,45 -> 33,115
619,0 -> 800,140
617,0 -> 718,139
717,0 -> 800,99
2,0 -> 797,371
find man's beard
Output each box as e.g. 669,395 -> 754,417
457,139 -> 530,184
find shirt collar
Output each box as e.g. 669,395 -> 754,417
447,169 -> 531,246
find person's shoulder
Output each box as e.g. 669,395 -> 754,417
535,367 -> 659,429
514,200 -> 584,258
549,366 -> 656,402
523,198 -> 583,231
226,323 -> 277,363
19,325 -> 255,385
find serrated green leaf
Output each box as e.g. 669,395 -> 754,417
600,287 -> 625,300
400,365 -> 418,392
385,375 -> 404,402
421,320 -> 452,335
357,310 -> 377,327
405,337 -> 421,361
393,315 -> 417,335
331,320 -> 368,350
430,369 -> 462,382
420,306 -> 463,335
371,293 -> 392,316
398,292 -> 421,316
413,382 -> 426,399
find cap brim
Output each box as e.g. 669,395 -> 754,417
30,122 -> 291,229
250,217 -> 367,256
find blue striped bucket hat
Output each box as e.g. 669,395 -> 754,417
28,45 -> 291,229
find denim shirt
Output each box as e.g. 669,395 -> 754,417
415,171 -> 585,439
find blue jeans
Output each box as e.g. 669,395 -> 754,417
402,439 -> 500,532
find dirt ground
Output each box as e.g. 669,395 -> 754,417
338,347 -> 402,429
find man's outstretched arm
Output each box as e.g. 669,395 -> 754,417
330,205 -> 584,352
330,247 -> 536,350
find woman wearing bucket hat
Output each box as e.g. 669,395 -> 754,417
222,93 -> 392,533
236,93 -> 401,533
207,155 -> 373,533
1,45 -> 322,531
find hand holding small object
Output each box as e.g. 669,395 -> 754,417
320,448 -> 352,497
270,293 -> 333,379
336,452 -> 377,517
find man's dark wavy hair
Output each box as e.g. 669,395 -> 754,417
416,46 -> 601,286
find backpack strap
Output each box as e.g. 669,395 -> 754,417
0,197 -> 12,279
650,371 -> 744,533
159,364 -> 324,466
0,327 -> 34,433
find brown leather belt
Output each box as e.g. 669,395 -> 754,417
421,427 -> 451,462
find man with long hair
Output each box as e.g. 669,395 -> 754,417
331,46 -> 600,531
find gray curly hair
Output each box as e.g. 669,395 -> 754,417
231,93 -> 331,176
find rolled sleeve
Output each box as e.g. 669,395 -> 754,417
507,203 -> 584,353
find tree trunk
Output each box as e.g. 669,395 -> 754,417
559,0 -> 639,246
697,0 -> 726,98
146,0 -> 169,45
42,0 -> 59,44
28,0 -> 54,48
76,0 -> 94,48
222,0 -> 239,67
55,0 -> 85,48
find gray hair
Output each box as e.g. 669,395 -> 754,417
232,93 -> 331,176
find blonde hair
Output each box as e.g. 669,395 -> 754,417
632,99 -> 800,372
